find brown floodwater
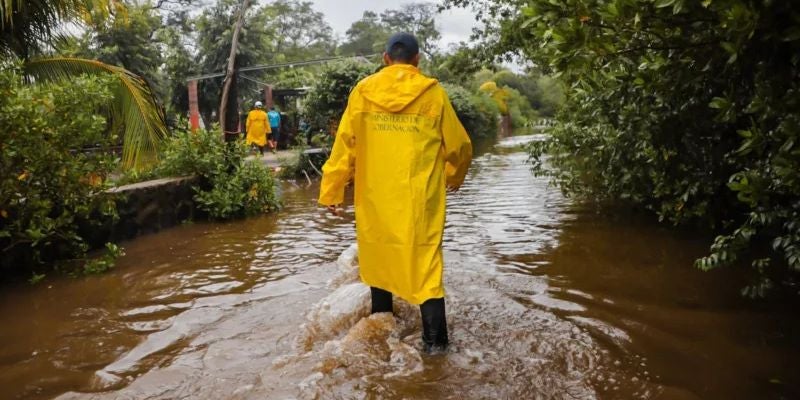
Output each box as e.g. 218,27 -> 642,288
1,134 -> 798,399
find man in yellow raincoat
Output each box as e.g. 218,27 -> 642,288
319,32 -> 472,353
245,101 -> 271,155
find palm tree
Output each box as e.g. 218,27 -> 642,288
1,0 -> 167,169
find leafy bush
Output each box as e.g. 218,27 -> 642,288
492,70 -> 564,118
442,83 -> 499,140
0,66 -> 120,276
159,128 -> 279,219
302,59 -> 377,133
504,86 -> 539,128
454,0 -> 800,294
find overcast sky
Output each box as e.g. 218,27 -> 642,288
307,0 -> 479,49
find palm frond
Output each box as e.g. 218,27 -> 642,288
24,56 -> 167,169
1,0 -> 119,58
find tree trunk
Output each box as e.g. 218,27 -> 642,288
219,0 -> 251,139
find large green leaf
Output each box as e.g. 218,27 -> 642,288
24,57 -> 167,169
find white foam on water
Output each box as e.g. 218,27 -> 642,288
336,243 -> 359,272
328,243 -> 360,288
294,282 -> 370,353
270,245 -> 436,399
266,246 -> 640,399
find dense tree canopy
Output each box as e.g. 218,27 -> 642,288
379,3 -> 441,58
1,0 -> 167,169
339,11 -> 389,55
74,3 -> 165,93
0,66 -> 120,273
339,11 -> 388,56
302,59 -> 377,133
265,0 -> 334,61
445,0 -> 800,294
339,3 -> 441,58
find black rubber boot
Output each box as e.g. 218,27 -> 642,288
420,297 -> 448,354
370,287 -> 393,314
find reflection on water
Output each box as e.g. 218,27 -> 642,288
0,135 -> 798,399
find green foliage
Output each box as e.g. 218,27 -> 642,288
1,0 -> 168,170
309,131 -> 333,149
339,11 -> 389,56
430,60 -> 563,122
25,57 -> 168,169
425,44 -> 488,85
442,83 -> 499,140
339,3 -> 441,57
114,167 -> 160,186
263,0 -> 334,61
193,160 -> 279,219
158,23 -> 195,124
193,0 -> 264,125
493,69 -> 564,118
0,65 -> 120,275
379,3 -> 441,58
190,0 -> 336,125
504,86 -> 539,127
28,272 -> 45,284
159,128 -> 280,219
449,0 -> 800,292
80,242 -> 124,275
534,75 -> 565,117
0,0 -> 119,58
302,60 -> 377,133
77,3 -> 164,89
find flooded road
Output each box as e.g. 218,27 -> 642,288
1,135 -> 798,399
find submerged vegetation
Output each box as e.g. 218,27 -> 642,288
446,0 -> 800,295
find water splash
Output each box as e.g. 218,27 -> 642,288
268,244 -> 634,399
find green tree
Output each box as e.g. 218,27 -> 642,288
442,83 -> 499,140
0,66 -> 120,275
77,3 -> 164,88
380,2 -> 441,58
158,127 -> 279,219
302,59 -> 377,133
426,43 -> 489,85
533,75 -> 563,118
193,0 -> 268,126
339,4 -> 442,58
1,0 -> 117,58
492,69 -> 563,118
1,0 -> 167,169
262,0 -> 334,61
339,11 -> 389,56
446,0 -> 800,294
158,23 -> 196,124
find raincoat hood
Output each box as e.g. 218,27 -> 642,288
358,64 -> 439,113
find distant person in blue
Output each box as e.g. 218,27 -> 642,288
267,106 -> 281,153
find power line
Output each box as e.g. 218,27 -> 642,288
186,54 -> 379,82
238,73 -> 269,86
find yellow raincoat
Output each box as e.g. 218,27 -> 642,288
246,109 -> 271,147
319,64 -> 472,305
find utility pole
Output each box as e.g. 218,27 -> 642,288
219,0 -> 250,140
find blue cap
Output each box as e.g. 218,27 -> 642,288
385,32 -> 420,57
